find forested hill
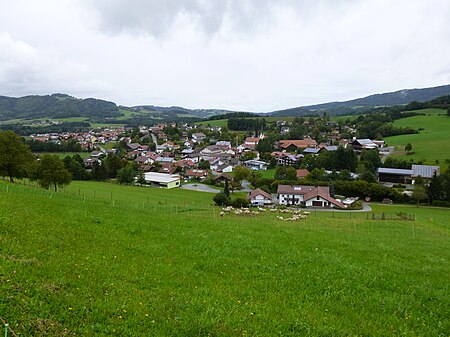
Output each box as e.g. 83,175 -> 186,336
0,94 -> 120,121
271,84 -> 450,116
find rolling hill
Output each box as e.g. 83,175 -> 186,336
1,84 -> 449,125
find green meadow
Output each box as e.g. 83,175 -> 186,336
1,180 -> 449,336
384,108 -> 450,167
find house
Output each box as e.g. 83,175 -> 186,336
244,159 -> 268,171
247,188 -> 273,206
216,163 -> 233,173
83,157 -> 100,169
215,173 -> 233,184
278,138 -> 317,152
303,147 -> 321,155
135,156 -> 153,165
272,152 -> 303,166
143,172 -> 181,189
296,169 -> 310,179
185,169 -> 208,181
191,132 -> 207,142
351,139 -> 378,151
277,185 -> 344,208
244,137 -> 260,147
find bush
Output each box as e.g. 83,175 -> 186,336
213,192 -> 231,206
431,200 -> 450,208
231,197 -> 249,208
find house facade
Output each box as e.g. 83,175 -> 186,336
277,185 -> 343,208
247,188 -> 272,206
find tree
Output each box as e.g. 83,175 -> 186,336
0,130 -> 35,182
198,159 -> 210,170
223,180 -> 230,197
405,143 -> 413,154
241,151 -> 257,161
427,172 -> 444,202
117,165 -> 136,184
360,149 -> 382,173
233,166 -> 251,182
31,154 -> 72,191
136,170 -> 146,185
412,185 -> 427,206
91,161 -> 109,181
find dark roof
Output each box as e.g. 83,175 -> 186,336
378,168 -> 414,176
214,173 -> 233,181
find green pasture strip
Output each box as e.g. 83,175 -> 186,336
384,108 -> 450,167
0,181 -> 449,336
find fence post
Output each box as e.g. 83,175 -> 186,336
4,323 -> 8,337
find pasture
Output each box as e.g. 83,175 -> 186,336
384,108 -> 450,167
0,180 -> 449,336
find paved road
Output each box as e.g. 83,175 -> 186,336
181,183 -> 219,193
306,202 -> 372,212
181,182 -> 252,194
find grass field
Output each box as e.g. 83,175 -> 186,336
36,152 -> 91,159
1,180 -> 449,336
384,109 -> 450,167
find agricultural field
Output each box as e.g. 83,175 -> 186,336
384,108 -> 450,167
1,180 -> 449,336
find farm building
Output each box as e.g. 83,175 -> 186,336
377,165 -> 440,184
277,185 -> 344,208
143,172 -> 181,189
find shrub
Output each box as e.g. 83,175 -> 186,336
213,192 -> 231,206
231,197 -> 249,208
431,200 -> 450,208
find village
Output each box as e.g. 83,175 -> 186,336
28,117 -> 440,209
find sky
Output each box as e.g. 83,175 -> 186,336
0,0 -> 449,112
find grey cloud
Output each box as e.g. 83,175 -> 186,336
83,0 -> 353,38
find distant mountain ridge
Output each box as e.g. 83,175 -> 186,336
1,84 -> 449,122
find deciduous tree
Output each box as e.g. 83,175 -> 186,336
31,154 -> 72,191
0,130 -> 35,182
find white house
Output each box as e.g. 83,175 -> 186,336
244,160 -> 268,171
247,188 -> 272,206
277,185 -> 343,208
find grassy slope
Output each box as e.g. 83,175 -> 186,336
384,109 -> 450,167
1,180 -> 449,336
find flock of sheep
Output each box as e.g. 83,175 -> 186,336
219,206 -> 310,221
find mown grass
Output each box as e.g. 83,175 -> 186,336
384,108 -> 450,167
0,180 -> 449,336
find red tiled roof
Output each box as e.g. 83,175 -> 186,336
279,138 -> 317,149
296,169 -> 310,178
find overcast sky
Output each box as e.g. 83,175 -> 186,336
0,0 -> 449,111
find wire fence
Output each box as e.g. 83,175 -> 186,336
0,179 -> 212,214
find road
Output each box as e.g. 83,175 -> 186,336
181,181 -> 252,193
